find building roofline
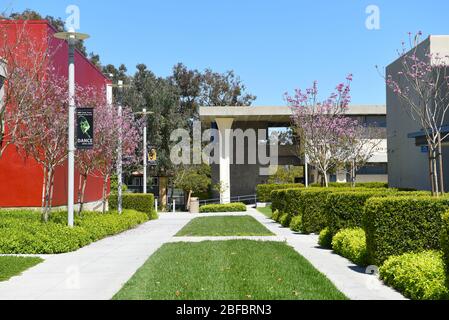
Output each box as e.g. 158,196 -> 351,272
199,105 -> 386,123
0,19 -> 111,84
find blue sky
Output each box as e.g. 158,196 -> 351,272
1,0 -> 448,105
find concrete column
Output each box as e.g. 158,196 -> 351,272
216,118 -> 234,204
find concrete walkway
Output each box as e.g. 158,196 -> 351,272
247,208 -> 406,300
0,213 -> 194,300
0,209 -> 406,300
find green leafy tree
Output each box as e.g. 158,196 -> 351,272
174,164 -> 211,209
267,166 -> 304,184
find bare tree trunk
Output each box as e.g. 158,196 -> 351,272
429,147 -> 436,196
78,174 -> 88,216
432,146 -> 440,197
48,170 -> 55,212
323,170 -> 329,188
42,167 -> 53,223
438,133 -> 445,195
41,166 -> 47,212
351,161 -> 356,188
77,174 -> 83,216
102,174 -> 109,214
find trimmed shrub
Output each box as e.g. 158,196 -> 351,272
279,213 -> 291,228
301,189 -> 333,234
109,193 -> 157,220
271,188 -> 303,218
332,228 -> 368,266
442,211 -> 449,286
365,196 -> 449,265
380,251 -> 449,300
319,228 -> 333,249
326,190 -> 395,237
271,210 -> 281,222
290,215 -> 302,233
257,184 -> 304,202
199,202 -> 247,213
0,210 -> 148,254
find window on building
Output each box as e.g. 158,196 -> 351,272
363,116 -> 387,128
357,163 -> 388,175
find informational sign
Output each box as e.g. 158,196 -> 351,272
76,108 -> 94,150
148,147 -> 157,166
421,145 -> 429,154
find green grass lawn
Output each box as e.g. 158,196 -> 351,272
176,216 -> 274,237
0,256 -> 43,282
113,240 -> 346,300
257,206 -> 272,218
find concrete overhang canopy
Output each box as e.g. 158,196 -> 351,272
199,105 -> 387,124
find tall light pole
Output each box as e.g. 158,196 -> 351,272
305,153 -> 309,188
135,109 -> 154,194
117,81 -> 123,214
143,108 -> 147,194
54,31 -> 89,227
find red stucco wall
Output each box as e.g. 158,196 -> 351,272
0,20 -> 110,207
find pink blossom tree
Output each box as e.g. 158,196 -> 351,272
287,76 -> 357,187
15,71 -> 68,222
383,32 -> 449,195
91,104 -> 141,213
0,22 -> 59,158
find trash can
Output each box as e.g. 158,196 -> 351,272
190,197 -> 200,214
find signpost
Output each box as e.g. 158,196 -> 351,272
76,108 -> 94,150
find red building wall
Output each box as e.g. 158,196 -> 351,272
0,20 -> 111,208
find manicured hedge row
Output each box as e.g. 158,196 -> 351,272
442,211 -> 449,286
326,190 -> 395,237
380,251 -> 449,300
0,210 -> 148,254
200,203 -> 247,213
300,189 -> 333,234
256,184 -> 304,202
271,188 -> 303,217
364,196 -> 449,265
109,193 -> 158,220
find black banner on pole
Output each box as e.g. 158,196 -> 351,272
76,108 -> 94,150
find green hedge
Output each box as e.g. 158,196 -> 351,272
290,215 -> 302,232
300,189 -> 333,234
442,211 -> 449,286
200,203 -> 247,213
109,193 -> 158,220
365,196 -> 449,265
319,228 -> 333,248
380,251 -> 449,300
0,210 -> 148,254
326,190 -> 395,237
257,184 -> 304,202
271,209 -> 281,222
271,188 -> 303,217
332,228 -> 368,266
279,213 -> 292,228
